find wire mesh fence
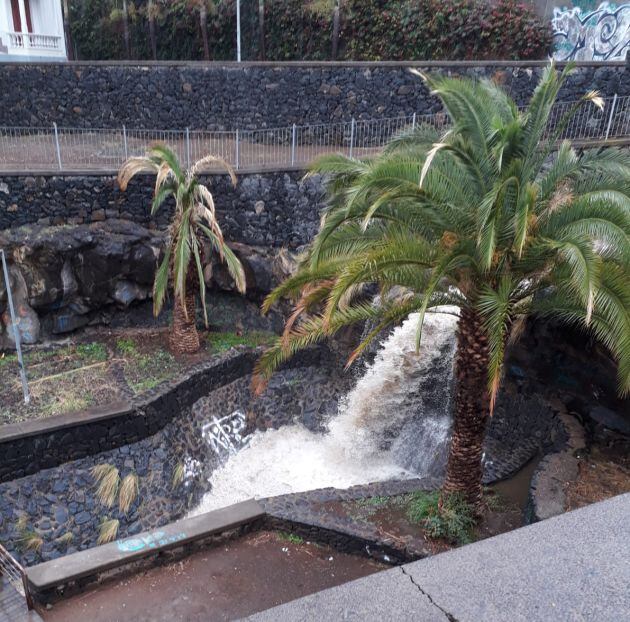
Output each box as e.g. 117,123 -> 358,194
0,95 -> 627,174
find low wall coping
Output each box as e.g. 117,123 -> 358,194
2,60 -> 626,69
26,498 -> 265,592
0,400 -> 133,443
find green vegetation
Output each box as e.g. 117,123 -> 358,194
407,491 -> 476,545
256,65 -> 630,511
75,342 -> 108,362
119,146 -> 245,354
116,337 -> 139,356
207,331 -> 276,353
278,531 -> 304,545
67,0 -> 550,62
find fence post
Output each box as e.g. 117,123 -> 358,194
235,129 -> 240,170
291,124 -> 296,167
412,112 -> 417,131
186,127 -> 191,168
0,250 -> 29,404
123,125 -> 128,160
605,93 -> 618,140
52,123 -> 62,171
349,117 -> 356,158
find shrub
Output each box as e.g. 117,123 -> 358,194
406,491 -> 476,544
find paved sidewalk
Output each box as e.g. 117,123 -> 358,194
246,493 -> 629,621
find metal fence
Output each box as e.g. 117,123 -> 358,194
0,95 -> 627,174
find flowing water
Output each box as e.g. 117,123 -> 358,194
191,311 -> 458,515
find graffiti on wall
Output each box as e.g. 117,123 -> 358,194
552,2 -> 630,60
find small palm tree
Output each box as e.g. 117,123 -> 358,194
118,145 -> 245,354
255,65 -> 630,508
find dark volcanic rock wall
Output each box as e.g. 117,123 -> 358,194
0,172 -> 324,247
0,62 -> 627,129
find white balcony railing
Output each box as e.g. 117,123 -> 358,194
6,31 -> 62,51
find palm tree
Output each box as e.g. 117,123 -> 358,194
254,65 -> 630,508
147,0 -> 158,60
118,145 -> 246,354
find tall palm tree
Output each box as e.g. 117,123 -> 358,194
118,146 -> 246,354
147,0 -> 158,60
254,65 -> 630,507
122,0 -> 131,59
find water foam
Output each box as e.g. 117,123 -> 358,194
190,311 -> 458,515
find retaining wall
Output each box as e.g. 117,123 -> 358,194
1,61 -> 627,129
0,351 -> 256,482
0,172 -> 324,247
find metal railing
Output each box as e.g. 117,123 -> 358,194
0,543 -> 34,610
0,95 -> 627,174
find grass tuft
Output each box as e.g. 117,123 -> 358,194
15,513 -> 29,533
171,462 -> 185,489
119,473 -> 139,515
207,331 -> 276,353
97,518 -> 119,545
91,464 -> 120,508
116,338 -> 138,356
56,532 -> 73,546
407,491 -> 476,545
278,532 -> 304,545
19,531 -> 43,553
76,342 -> 108,362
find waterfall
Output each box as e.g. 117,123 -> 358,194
190,310 -> 458,515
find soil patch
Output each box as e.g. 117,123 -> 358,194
0,326 -> 275,425
38,530 -> 384,622
566,446 -> 630,511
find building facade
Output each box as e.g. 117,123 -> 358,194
0,0 -> 67,61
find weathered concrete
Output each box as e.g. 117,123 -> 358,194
27,499 -> 264,594
247,493 -> 630,622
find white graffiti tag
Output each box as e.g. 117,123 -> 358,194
552,2 -> 630,61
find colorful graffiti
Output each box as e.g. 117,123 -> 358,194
552,2 -> 630,60
116,530 -> 187,553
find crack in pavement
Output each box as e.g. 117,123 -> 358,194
399,566 -> 460,622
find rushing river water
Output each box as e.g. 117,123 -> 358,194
191,311 -> 458,515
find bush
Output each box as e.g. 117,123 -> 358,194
406,491 -> 476,544
68,0 -> 551,61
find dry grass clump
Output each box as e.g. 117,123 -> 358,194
91,464 -> 120,507
119,473 -> 139,515
97,518 -> 120,545
171,462 -> 185,489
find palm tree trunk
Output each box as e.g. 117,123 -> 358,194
147,0 -> 157,60
122,0 -> 131,59
170,283 -> 200,354
331,1 -> 341,60
442,307 -> 491,508
62,0 -> 74,60
258,0 -> 265,61
200,3 -> 210,61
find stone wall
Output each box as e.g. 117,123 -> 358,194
0,172 -> 324,247
0,62 -> 627,129
0,351 -> 257,483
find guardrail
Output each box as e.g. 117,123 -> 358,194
0,95 -> 627,174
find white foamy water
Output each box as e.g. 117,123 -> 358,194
190,311 -> 458,515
